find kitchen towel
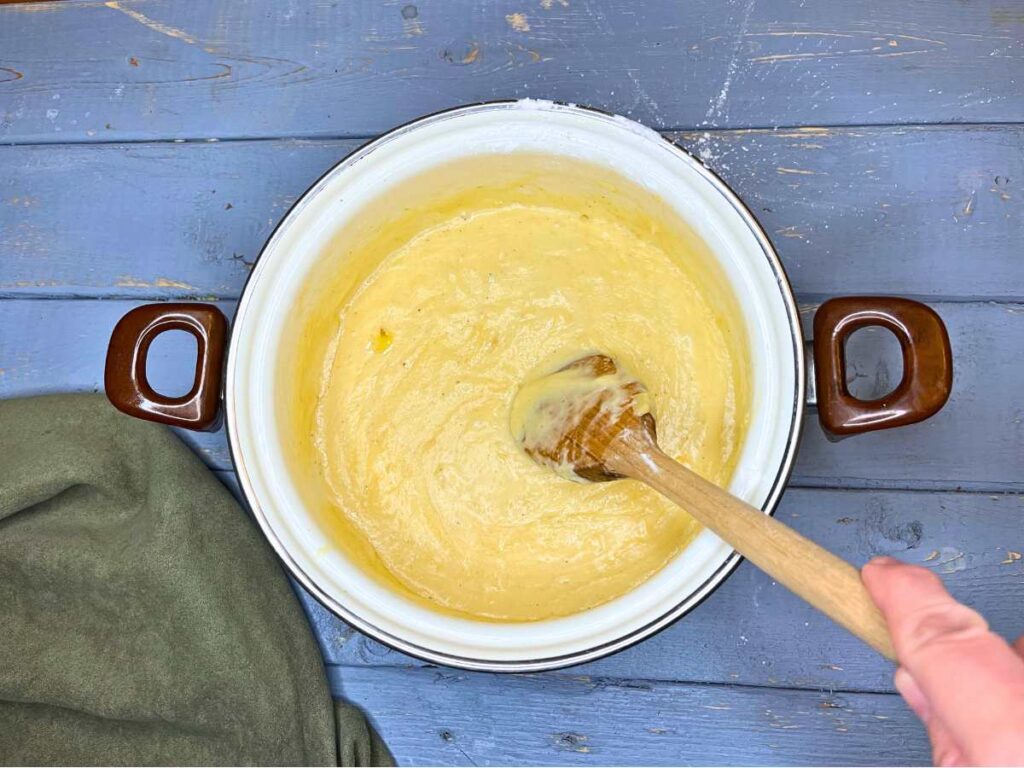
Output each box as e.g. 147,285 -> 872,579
0,394 -> 392,766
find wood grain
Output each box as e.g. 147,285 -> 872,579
330,664 -> 931,765
0,127 -> 1020,300
3,298 -> 1020,491
0,0 -> 1020,143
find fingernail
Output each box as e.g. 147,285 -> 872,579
894,667 -> 930,722
867,555 -> 899,568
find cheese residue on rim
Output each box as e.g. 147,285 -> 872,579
285,154 -> 752,622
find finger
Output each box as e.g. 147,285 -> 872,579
1014,635 -> 1024,659
896,668 -> 965,767
863,558 -> 1024,765
929,718 -> 966,768
893,666 -> 930,721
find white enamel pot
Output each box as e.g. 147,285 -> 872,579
105,101 -> 953,671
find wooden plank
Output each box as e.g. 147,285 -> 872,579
0,140 -> 363,299
793,302 -> 1024,492
1,126 -> 1021,301
0,298 -> 236,467
294,486 -> 1024,694
220,463 -> 1024,697
0,0 -> 1021,144
673,126 -> 1024,302
2,299 -> 1021,491
329,665 -> 929,766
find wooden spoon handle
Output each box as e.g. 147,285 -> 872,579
611,444 -> 896,660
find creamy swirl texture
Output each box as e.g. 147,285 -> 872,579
280,154 -> 751,621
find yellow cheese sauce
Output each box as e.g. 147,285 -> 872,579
280,154 -> 751,621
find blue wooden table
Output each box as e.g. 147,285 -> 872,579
2,1 -> 1022,764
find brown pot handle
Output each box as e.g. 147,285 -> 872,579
813,297 -> 952,438
105,303 -> 228,431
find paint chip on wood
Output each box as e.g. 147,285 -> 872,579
775,226 -> 808,240
923,547 -> 966,573
399,4 -> 424,35
551,732 -> 589,753
962,193 -> 977,216
1002,551 -> 1022,564
506,12 -> 530,32
115,275 -> 196,290
104,1 -> 203,48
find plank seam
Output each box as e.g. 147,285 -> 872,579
324,663 -> 904,699
2,121 -> 1023,149
787,478 -> 1024,493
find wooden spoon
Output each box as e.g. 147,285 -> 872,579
511,353 -> 895,659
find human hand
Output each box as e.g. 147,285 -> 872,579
862,556 -> 1024,766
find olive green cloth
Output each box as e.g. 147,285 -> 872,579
0,394 -> 393,766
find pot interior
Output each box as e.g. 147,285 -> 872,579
227,101 -> 802,668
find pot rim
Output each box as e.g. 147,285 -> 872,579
225,100 -> 806,672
